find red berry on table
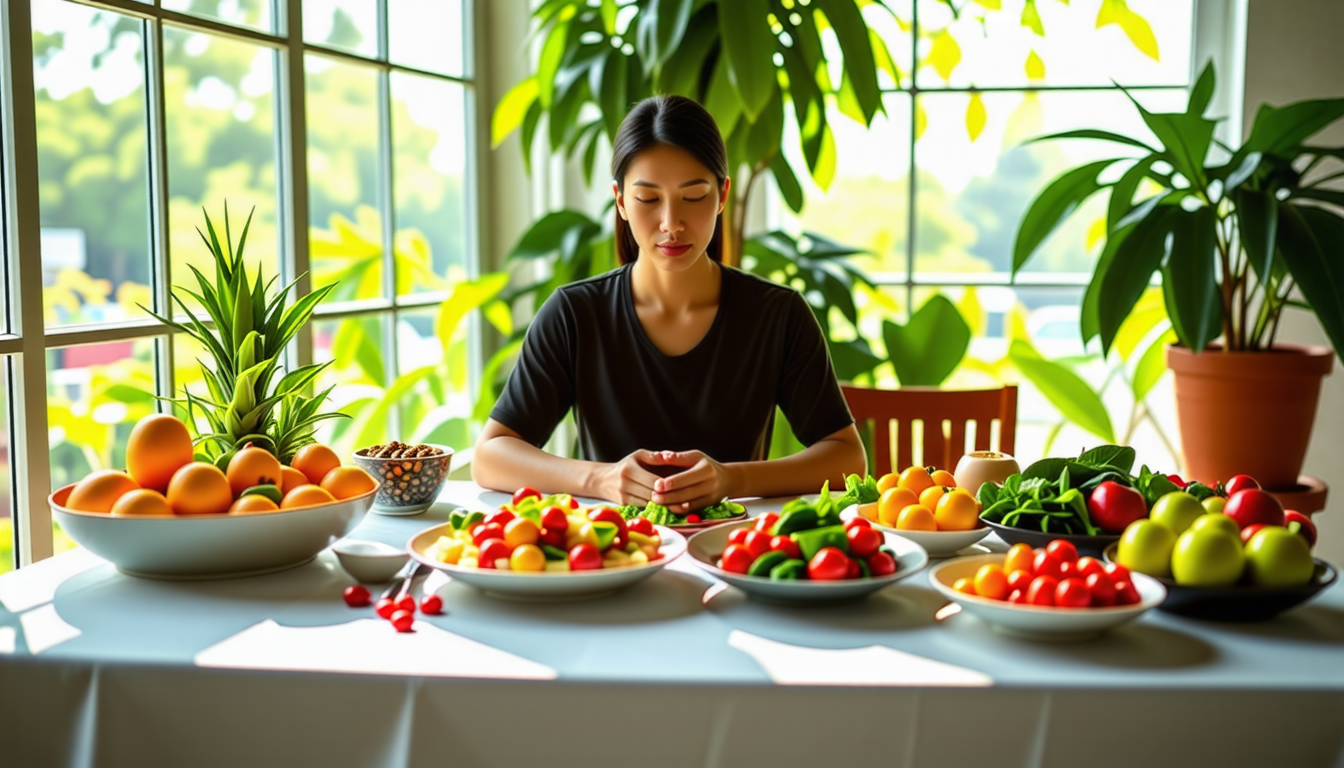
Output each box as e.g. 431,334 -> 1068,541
390,610 -> 415,633
375,597 -> 396,619
396,594 -> 416,613
420,594 -> 444,615
342,585 -> 371,607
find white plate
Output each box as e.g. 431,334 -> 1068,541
50,483 -> 376,580
407,524 -> 687,602
685,520 -> 929,604
841,504 -> 990,558
929,554 -> 1166,641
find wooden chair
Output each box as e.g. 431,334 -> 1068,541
841,385 -> 1018,476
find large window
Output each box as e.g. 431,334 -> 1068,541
2,0 -> 476,573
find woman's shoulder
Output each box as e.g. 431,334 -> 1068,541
552,263 -> 630,305
722,265 -> 807,310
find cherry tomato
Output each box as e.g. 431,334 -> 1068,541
1032,550 -> 1065,580
566,496 -> 581,509
846,525 -> 882,558
539,527 -> 565,548
342,585 -> 371,607
1224,474 -> 1260,496
769,535 -> 802,559
627,517 -> 656,537
685,514 -> 702,523
1045,540 -> 1079,564
587,507 -> 629,547
719,544 -> 755,574
1057,560 -> 1075,579
1114,579 -> 1141,606
1006,569 -> 1033,592
484,509 -> 516,528
1026,575 -> 1059,606
1224,488 -> 1286,529
396,594 -> 416,613
1007,589 -> 1027,604
568,543 -> 603,571
1004,543 -> 1035,575
511,486 -> 542,506
541,505 -> 569,532
420,594 -> 444,615
727,528 -> 751,547
1075,556 -> 1106,580
390,609 -> 415,633
742,530 -> 772,559
375,597 -> 396,619
846,558 -> 861,579
953,577 -> 977,595
472,522 -> 505,547
478,538 -> 511,565
974,564 -> 1009,601
1054,577 -> 1091,608
866,552 -> 897,577
1087,481 -> 1149,534
754,512 -> 780,533
1284,510 -> 1318,548
845,516 -> 872,531
808,547 -> 850,581
504,517 -> 541,548
1085,572 -> 1117,607
1102,562 -> 1131,585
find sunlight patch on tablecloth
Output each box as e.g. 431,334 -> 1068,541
728,630 -> 993,686
0,548 -> 104,614
195,618 -> 558,679
21,603 -> 83,654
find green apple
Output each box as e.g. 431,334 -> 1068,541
1202,496 -> 1226,515
1171,527 -> 1245,586
1116,519 -> 1176,578
1244,527 -> 1315,587
1150,492 -> 1206,535
1189,512 -> 1239,538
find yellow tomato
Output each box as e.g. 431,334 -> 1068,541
934,488 -> 980,531
973,564 -> 1009,601
509,544 -> 546,572
1003,543 -> 1035,574
896,504 -> 937,531
898,466 -> 935,497
504,517 -> 540,548
919,484 -> 948,510
876,473 -> 900,494
878,487 -> 920,527
930,469 -> 956,488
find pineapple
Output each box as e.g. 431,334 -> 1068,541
145,205 -> 346,465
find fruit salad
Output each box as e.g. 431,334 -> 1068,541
427,488 -> 664,572
716,495 -> 900,582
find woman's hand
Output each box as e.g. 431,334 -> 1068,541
644,450 -> 736,512
592,449 -> 669,506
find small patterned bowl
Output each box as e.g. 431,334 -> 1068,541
352,443 -> 454,516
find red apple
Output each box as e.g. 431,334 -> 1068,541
1284,510 -> 1318,549
1223,488 -> 1285,530
1087,481 -> 1149,534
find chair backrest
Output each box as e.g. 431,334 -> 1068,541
841,385 -> 1018,477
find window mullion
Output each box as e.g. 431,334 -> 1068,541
279,0 -> 313,374
145,15 -> 175,410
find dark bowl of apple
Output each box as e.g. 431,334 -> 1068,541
982,518 -> 1120,558
1102,543 -> 1338,622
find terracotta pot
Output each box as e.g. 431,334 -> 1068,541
1167,344 -> 1334,490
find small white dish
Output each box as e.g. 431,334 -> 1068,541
331,539 -> 410,583
841,505 -> 990,558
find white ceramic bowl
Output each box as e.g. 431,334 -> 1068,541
49,483 -> 376,580
331,539 -> 410,583
685,520 -> 929,603
929,554 -> 1166,641
407,524 -> 687,601
841,505 -> 990,558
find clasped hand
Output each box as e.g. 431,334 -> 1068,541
599,449 -> 733,512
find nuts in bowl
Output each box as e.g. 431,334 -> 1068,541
352,441 -> 453,516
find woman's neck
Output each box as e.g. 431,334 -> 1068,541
630,255 -> 721,313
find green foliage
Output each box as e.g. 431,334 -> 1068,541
881,295 -> 971,387
1014,61 -> 1344,362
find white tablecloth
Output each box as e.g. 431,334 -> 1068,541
2,482 -> 1342,767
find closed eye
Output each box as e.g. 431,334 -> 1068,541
634,197 -> 658,204
684,195 -> 707,203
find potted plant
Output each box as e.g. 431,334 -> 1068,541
1012,62 -> 1344,490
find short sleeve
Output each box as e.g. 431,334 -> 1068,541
488,291 -> 577,447
775,292 -> 854,446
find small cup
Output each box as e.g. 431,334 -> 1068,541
954,451 -> 1021,497
331,539 -> 409,583
352,443 -> 453,516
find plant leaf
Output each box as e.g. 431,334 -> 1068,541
1132,327 -> 1176,400
815,0 -> 881,122
1013,159 -> 1119,274
717,0 -> 775,121
1186,60 -> 1215,117
881,295 -> 971,386
1243,98 -> 1344,157
925,30 -> 960,82
492,77 -> 537,147
1277,204 -> 1344,364
1098,205 -> 1176,354
1009,339 -> 1115,442
1025,49 -> 1045,81
965,92 -> 987,142
1022,0 -> 1045,35
1163,206 -> 1222,352
1026,128 -> 1157,153
1235,189 -> 1278,286
770,153 -> 804,214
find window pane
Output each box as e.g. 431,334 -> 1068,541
864,0 -> 914,90
303,0 -> 378,58
914,0 -> 1193,89
0,362 -> 11,575
313,314 -> 393,454
164,30 -> 279,310
388,0 -> 464,77
33,1 -> 153,329
396,307 -> 470,450
307,56 -> 383,302
162,0 -> 272,34
391,72 -> 468,297
912,89 -> 1187,278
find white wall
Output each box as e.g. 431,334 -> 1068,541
1243,0 -> 1344,565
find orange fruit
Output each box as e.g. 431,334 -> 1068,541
226,445 -> 283,497
919,484 -> 948,510
897,466 -> 935,497
930,469 -> 956,488
291,444 -> 341,485
934,488 -> 980,531
281,484 -> 337,509
166,462 -> 232,515
125,414 -> 194,492
110,488 -> 172,516
229,495 -> 280,514
319,466 -> 377,500
877,487 -> 919,527
896,504 -> 937,531
953,577 -> 977,596
279,466 -> 308,494
876,473 -> 900,494
67,470 -> 141,514
973,564 -> 1009,600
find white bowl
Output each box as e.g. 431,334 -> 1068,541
841,505 -> 990,558
685,520 -> 929,604
331,539 -> 410,583
407,524 -> 687,601
929,554 -> 1166,641
50,483 -> 376,580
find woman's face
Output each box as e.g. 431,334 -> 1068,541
614,143 -> 729,271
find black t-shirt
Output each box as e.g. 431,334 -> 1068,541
490,263 -> 853,463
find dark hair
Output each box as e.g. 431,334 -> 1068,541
611,95 -> 729,265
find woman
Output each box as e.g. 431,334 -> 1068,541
472,95 -> 865,512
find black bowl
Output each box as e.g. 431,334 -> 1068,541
981,518 -> 1120,558
1101,543 -> 1338,622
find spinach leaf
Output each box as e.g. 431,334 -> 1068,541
1022,458 -> 1070,481
1184,481 -> 1217,502
1078,444 -> 1137,474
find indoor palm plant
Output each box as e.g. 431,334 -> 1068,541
1013,62 -> 1344,489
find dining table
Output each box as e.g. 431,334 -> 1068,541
1,481 -> 1342,768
